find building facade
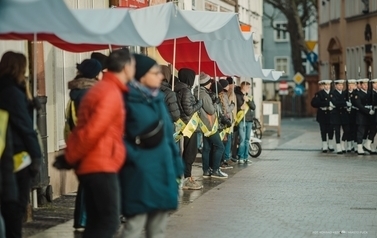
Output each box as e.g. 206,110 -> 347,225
318,0 -> 377,80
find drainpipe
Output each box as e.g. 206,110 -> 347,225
28,40 -> 50,205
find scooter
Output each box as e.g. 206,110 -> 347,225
248,137 -> 262,158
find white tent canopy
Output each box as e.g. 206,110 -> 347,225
0,0 -> 281,80
0,0 -> 91,35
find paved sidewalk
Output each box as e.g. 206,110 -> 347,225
31,118 -> 377,238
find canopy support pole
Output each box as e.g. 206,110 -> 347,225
171,38 -> 177,90
197,42 -> 202,100
214,61 -> 218,96
108,44 -> 113,52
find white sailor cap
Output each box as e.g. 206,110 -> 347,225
334,79 -> 345,84
347,79 -> 357,84
318,80 -> 323,84
321,79 -> 332,84
359,78 -> 369,83
370,78 -> 377,83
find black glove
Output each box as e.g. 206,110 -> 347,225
32,97 -> 42,111
53,154 -> 74,170
29,158 -> 41,178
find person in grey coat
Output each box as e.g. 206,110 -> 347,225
194,72 -> 227,179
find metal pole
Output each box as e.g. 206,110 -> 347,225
197,42 -> 201,100
172,38 -> 177,90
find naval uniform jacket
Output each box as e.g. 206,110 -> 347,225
354,89 -> 371,126
348,90 -> 357,124
330,89 -> 349,125
311,89 -> 331,124
371,89 -> 377,123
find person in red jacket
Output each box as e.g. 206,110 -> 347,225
65,49 -> 135,238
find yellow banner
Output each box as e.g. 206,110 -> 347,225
200,117 -> 218,137
0,109 -> 9,158
174,112 -> 200,142
235,96 -> 253,125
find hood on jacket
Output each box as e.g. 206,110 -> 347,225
178,68 -> 195,87
234,86 -> 244,95
68,77 -> 97,90
68,77 -> 97,101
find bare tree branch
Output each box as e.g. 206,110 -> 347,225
264,0 -> 318,74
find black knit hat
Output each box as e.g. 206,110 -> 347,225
91,52 -> 108,70
76,59 -> 102,79
133,54 -> 157,81
226,76 -> 234,84
219,79 -> 229,88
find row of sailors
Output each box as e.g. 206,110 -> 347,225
311,78 -> 377,155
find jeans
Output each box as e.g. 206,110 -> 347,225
224,133 -> 233,160
202,132 -> 225,172
237,121 -> 253,160
73,183 -> 87,228
79,173 -> 120,238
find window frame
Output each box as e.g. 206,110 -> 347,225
274,56 -> 290,76
273,21 -> 289,42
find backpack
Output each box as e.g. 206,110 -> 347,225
63,100 -> 77,143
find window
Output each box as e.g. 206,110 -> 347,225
274,22 -> 288,42
275,57 -> 289,76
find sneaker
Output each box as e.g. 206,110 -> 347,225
238,159 -> 244,164
203,170 -> 211,178
211,169 -> 228,179
182,178 -> 203,190
220,161 -> 233,169
230,157 -> 238,163
245,159 -> 252,164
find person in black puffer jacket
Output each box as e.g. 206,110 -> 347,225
175,68 -> 202,190
160,65 -> 180,122
0,51 -> 42,238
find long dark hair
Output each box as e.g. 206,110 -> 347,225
0,51 -> 27,84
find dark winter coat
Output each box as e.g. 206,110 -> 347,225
0,125 -> 18,202
119,82 -> 184,217
329,89 -> 349,125
0,75 -> 42,161
160,81 -> 180,122
353,89 -> 371,126
175,69 -> 202,123
234,86 -> 255,122
311,89 -> 331,124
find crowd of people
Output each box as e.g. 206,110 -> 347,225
0,48 -> 256,238
311,78 -> 377,155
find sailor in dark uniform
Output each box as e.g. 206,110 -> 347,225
353,78 -> 374,155
311,80 -> 335,152
347,79 -> 357,152
363,78 -> 377,153
330,79 -> 351,154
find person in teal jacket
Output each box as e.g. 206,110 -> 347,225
119,54 -> 184,238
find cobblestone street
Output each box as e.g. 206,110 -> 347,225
31,118 -> 377,237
